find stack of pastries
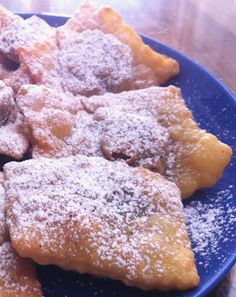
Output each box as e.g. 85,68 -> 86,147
0,2 -> 232,296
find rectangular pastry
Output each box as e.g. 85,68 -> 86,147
4,155 -> 199,291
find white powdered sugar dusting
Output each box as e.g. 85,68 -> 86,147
0,15 -> 54,61
0,121 -> 29,159
0,81 -> 29,159
0,80 -> 17,124
0,242 -> 20,290
82,86 -> 182,118
4,155 -> 190,282
57,29 -> 134,96
32,106 -> 169,171
0,172 -> 7,244
96,107 -> 169,171
0,241 -> 41,294
185,187 -> 236,270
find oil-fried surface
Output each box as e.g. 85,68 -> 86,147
0,173 -> 8,244
17,84 -> 232,198
82,86 -> 232,198
18,2 -> 179,96
0,11 -> 54,62
4,155 -> 199,291
0,242 -> 42,297
17,85 -> 169,173
0,82 -> 28,159
63,2 -> 180,86
0,6 -> 53,92
0,169 -> 42,297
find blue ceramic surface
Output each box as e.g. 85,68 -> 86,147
17,14 -> 236,297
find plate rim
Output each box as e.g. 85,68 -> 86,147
15,12 -> 236,297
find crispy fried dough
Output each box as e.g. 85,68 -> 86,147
0,173 -> 42,297
4,155 -> 199,291
0,173 -> 8,244
17,84 -> 232,198
0,82 -> 28,159
17,85 -> 169,172
0,12 -> 54,62
0,242 -> 42,297
82,86 -> 232,198
18,3 -> 179,96
0,6 -> 53,92
0,53 -> 32,94
63,2 -> 180,86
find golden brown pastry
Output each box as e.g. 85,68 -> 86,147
0,4 -> 16,32
0,242 -> 43,297
17,85 -> 169,172
17,2 -> 179,96
0,173 -> 42,297
0,81 -> 28,159
0,172 -> 8,244
62,2 -> 180,86
0,6 -> 54,62
17,84 -> 232,198
0,5 -> 53,93
82,86 -> 232,198
4,155 -> 199,291
0,55 -> 32,94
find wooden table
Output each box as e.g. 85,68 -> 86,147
1,0 -> 235,296
1,0 -> 236,96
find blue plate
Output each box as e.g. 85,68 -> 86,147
16,13 -> 236,297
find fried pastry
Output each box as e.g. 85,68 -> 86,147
17,85 -> 169,172
0,173 -> 8,244
0,55 -> 32,94
2,65 -> 32,94
97,107 -> 168,173
0,6 -> 53,92
18,28 -> 134,96
4,155 -> 199,291
0,242 -> 43,297
17,84 -> 232,198
0,174 -> 42,297
0,53 -> 14,80
0,8 -> 54,62
0,4 -> 17,33
18,3 -> 179,96
62,2 -> 180,86
0,81 -> 29,159
82,86 -> 232,198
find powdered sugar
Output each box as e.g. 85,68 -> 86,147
82,86 -> 232,198
57,29 -> 134,96
4,155 -> 198,290
55,106 -> 169,170
18,85 -> 170,169
0,15 -> 54,62
82,85 -> 181,117
63,2 -> 180,86
17,86 -> 169,173
20,28 -> 135,96
0,172 -> 7,244
0,241 -> 42,295
17,84 -> 232,198
0,242 -> 19,289
185,188 -> 236,271
0,80 -> 16,124
3,65 -> 32,94
97,107 -> 169,171
0,81 -> 29,159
